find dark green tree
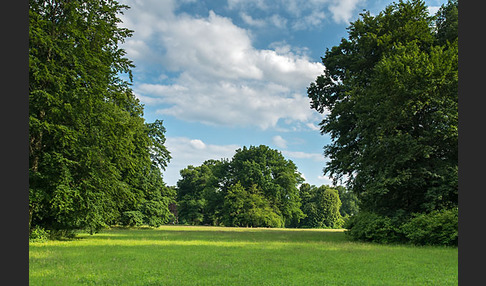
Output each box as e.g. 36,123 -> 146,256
174,146 -> 304,227
29,0 -> 171,235
229,145 -> 305,227
307,0 -> 457,218
176,160 -> 227,225
221,183 -> 282,228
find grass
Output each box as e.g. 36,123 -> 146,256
29,225 -> 457,285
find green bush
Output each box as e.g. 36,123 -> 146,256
401,208 -> 458,246
344,212 -> 402,243
120,211 -> 145,227
29,226 -> 50,242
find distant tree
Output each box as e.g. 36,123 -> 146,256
222,183 -> 282,228
299,185 -> 344,228
336,186 -> 359,218
229,145 -> 305,227
176,160 -> 227,225
137,166 -> 176,227
176,164 -> 211,225
174,145 -> 304,227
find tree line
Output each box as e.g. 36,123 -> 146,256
29,0 -> 457,246
174,145 -> 358,229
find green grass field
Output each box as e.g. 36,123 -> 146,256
29,226 -> 457,285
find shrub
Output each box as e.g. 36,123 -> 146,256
401,208 -> 458,246
29,226 -> 50,242
120,211 -> 145,227
344,212 -> 402,243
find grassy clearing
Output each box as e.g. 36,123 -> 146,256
29,226 -> 457,285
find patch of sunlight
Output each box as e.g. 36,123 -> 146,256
155,225 -> 346,233
29,268 -> 54,278
66,238 -> 353,251
29,250 -> 53,259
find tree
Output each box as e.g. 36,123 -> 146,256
229,145 -> 305,227
176,160 -> 227,225
221,183 -> 282,228
335,186 -> 359,218
299,185 -> 344,228
174,146 -> 304,227
29,0 -> 172,236
307,0 -> 457,220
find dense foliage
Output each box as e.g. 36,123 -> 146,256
298,184 -> 344,228
29,0 -> 172,237
177,145 -> 310,228
308,0 -> 458,245
175,145 -> 351,229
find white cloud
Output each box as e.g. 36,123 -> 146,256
120,1 -> 325,130
190,139 -> 206,150
272,135 -> 288,149
240,12 -> 266,27
328,0 -> 363,24
269,14 -> 288,29
306,122 -> 321,131
292,9 -> 327,30
226,0 -> 364,28
163,137 -> 240,185
427,6 -> 441,16
227,0 -> 269,11
282,150 -> 325,162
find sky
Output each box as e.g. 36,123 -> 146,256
117,0 -> 447,187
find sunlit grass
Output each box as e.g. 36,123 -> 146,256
29,225 -> 457,285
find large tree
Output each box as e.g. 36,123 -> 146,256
307,0 -> 458,219
176,160 -> 226,225
29,0 -> 171,235
175,146 -> 304,227
229,145 -> 305,227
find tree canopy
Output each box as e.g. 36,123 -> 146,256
299,184 -> 344,228
308,0 -> 458,216
176,145 -> 306,228
29,0 -> 172,236
307,0 -> 458,244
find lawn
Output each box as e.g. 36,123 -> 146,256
29,226 -> 457,285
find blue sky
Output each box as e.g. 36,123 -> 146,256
117,0 -> 447,187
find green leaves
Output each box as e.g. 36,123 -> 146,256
308,0 -> 458,220
176,145 -> 304,227
299,185 -> 344,228
29,0 -> 172,236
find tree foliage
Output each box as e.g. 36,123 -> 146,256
335,186 -> 359,219
307,0 -> 458,244
176,146 -> 304,227
29,0 -> 172,235
299,184 -> 344,228
229,145 -> 305,226
308,0 -> 458,217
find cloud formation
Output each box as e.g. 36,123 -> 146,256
272,135 -> 288,149
119,0 -> 324,130
228,0 -> 364,28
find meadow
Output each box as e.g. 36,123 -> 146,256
29,226 -> 458,285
